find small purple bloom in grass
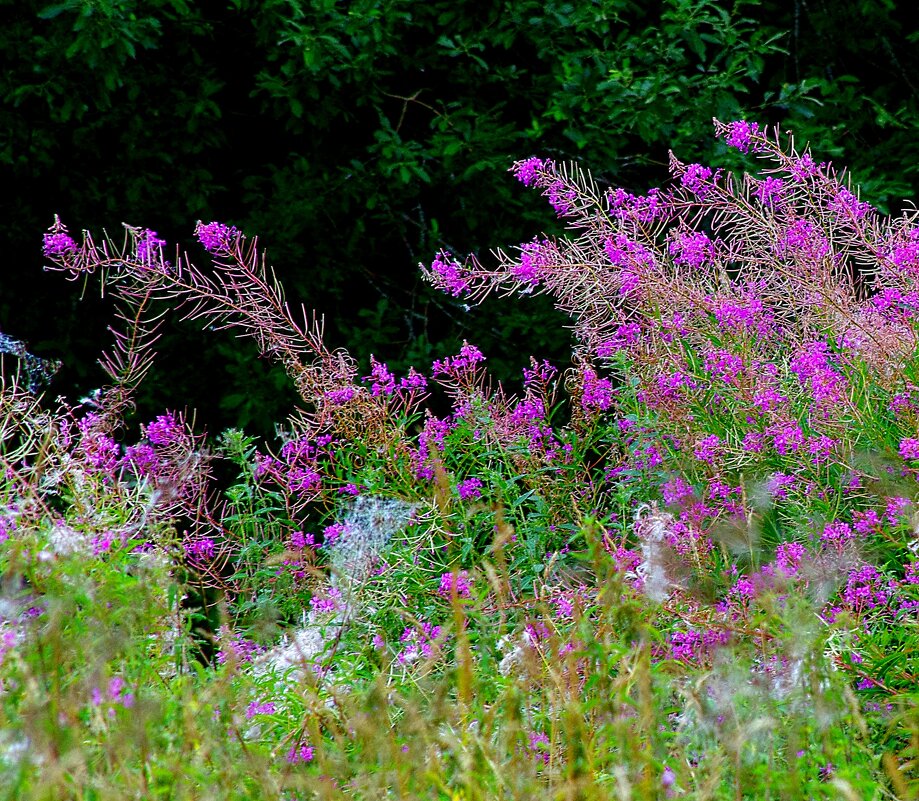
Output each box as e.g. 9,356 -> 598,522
438,570 -> 471,600
245,701 -> 276,719
774,542 -> 806,577
310,587 -> 343,614
767,472 -> 797,500
770,421 -> 804,455
287,744 -> 315,764
899,438 -> 919,461
322,522 -> 349,547
852,509 -> 881,536
703,349 -> 743,383
216,631 -> 264,665
196,221 -> 240,254
807,435 -> 836,465
661,766 -> 676,789
398,621 -> 443,663
43,231 -> 78,258
512,157 -> 545,187
290,530 -> 315,550
722,120 -> 762,153
662,475 -> 694,506
457,478 -> 483,501
693,434 -> 720,464
822,520 -> 855,549
428,252 -> 470,297
527,732 -> 551,765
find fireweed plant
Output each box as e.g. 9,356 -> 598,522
1,119 -> 918,798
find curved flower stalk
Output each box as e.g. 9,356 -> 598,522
423,119 -> 919,391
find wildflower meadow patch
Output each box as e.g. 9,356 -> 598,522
2,120 -> 918,799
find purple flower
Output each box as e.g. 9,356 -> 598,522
899,438 -> 919,461
185,537 -> 216,561
522,359 -> 557,389
324,386 -> 357,405
527,732 -> 551,765
662,475 -> 695,506
431,342 -> 485,379
607,186 -> 665,223
120,443 -> 160,479
42,231 -> 78,258
365,356 -> 396,396
754,176 -> 785,206
669,231 -> 715,269
775,542 -> 806,576
723,120 -> 762,153
438,570 -> 472,600
286,744 -> 315,764
546,179 -> 576,216
287,466 -> 321,493
512,238 -> 553,285
605,234 -> 654,270
829,187 -> 872,221
397,622 -> 444,664
512,157 -> 546,187
457,478 -> 483,501
789,153 -> 820,181
580,367 -> 615,412
196,221 -> 240,254
215,631 -> 264,665
144,412 -> 183,448
428,251 -> 471,297
290,530 -> 315,550
693,434 -> 720,465
398,368 -> 428,394
852,509 -> 881,536
820,520 -> 854,550
807,435 -> 836,465
842,564 -> 890,612
310,587 -> 343,614
769,421 -> 804,455
322,522 -> 349,547
661,765 -> 676,790
767,472 -> 797,500
703,349 -> 743,384
135,229 -> 167,262
245,701 -> 276,719
885,496 -> 910,527
777,219 -> 830,261
680,163 -> 713,198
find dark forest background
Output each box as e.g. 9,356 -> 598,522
3,0 -> 919,439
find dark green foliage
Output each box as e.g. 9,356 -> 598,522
4,0 -> 919,436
